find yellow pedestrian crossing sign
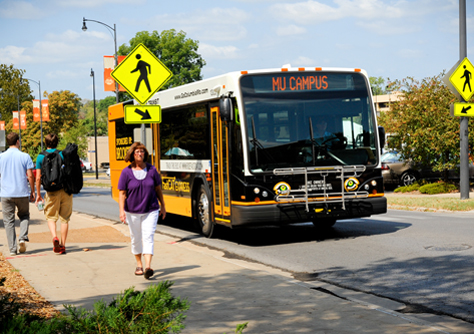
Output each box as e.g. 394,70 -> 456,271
449,57 -> 474,101
124,105 -> 162,124
111,43 -> 173,104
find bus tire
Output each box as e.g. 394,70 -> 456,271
312,218 -> 337,229
196,185 -> 214,237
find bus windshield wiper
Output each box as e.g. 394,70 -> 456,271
308,117 -> 317,164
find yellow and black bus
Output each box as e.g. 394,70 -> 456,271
108,66 -> 387,237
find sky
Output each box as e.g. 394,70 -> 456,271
0,0 -> 473,102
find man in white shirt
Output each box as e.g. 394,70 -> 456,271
0,132 -> 35,255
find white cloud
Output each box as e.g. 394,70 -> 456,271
276,25 -> 307,36
0,45 -> 31,64
55,0 -> 144,8
199,44 -> 240,60
0,0 -> 44,19
291,56 -> 315,66
269,0 -> 457,35
0,29 -> 114,66
140,8 -> 250,41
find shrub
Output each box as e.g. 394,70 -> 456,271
0,280 -> 189,334
419,182 -> 457,194
394,183 -> 421,193
63,281 -> 190,333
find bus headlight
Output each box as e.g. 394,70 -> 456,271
262,191 -> 268,197
254,187 -> 260,194
371,180 -> 377,186
364,184 -> 370,190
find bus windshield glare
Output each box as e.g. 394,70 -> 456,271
240,72 -> 377,172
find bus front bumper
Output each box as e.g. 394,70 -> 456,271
230,196 -> 387,227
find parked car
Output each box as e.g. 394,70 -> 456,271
81,159 -> 92,172
381,151 -> 474,187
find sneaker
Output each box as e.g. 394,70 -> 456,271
59,246 -> 66,255
19,241 -> 26,254
9,251 -> 16,256
53,237 -> 60,253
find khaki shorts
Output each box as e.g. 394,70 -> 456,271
44,189 -> 73,224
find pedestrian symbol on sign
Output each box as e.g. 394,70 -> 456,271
461,65 -> 472,93
131,54 -> 151,93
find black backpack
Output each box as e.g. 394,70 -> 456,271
40,150 -> 64,192
62,143 -> 83,195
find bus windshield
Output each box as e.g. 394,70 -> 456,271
240,72 -> 378,172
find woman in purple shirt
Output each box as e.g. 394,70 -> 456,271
118,142 -> 166,279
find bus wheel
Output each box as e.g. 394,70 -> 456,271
312,218 -> 337,229
196,185 -> 214,237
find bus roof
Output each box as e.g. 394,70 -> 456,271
144,66 -> 369,110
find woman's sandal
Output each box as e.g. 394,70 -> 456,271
134,267 -> 144,276
144,268 -> 154,279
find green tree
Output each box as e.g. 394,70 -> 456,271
0,64 -> 33,124
370,76 -> 387,95
118,29 -> 206,91
59,121 -> 88,158
5,90 -> 83,160
79,96 -> 112,137
378,72 -> 474,182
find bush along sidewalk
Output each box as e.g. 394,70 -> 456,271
394,181 -> 458,194
1,280 -> 190,333
1,278 -> 248,333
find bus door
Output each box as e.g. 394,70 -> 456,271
210,106 -> 231,225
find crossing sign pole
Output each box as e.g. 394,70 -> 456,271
444,1 -> 470,199
459,0 -> 469,200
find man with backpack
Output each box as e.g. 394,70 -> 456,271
0,132 -> 36,256
35,133 -> 81,255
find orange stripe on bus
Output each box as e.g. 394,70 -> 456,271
231,193 -> 385,206
354,68 -> 362,72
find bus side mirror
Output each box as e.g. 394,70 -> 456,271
219,97 -> 233,122
378,126 -> 386,152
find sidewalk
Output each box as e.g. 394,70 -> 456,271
2,203 -> 474,333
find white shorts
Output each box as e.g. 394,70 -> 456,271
125,210 -> 159,255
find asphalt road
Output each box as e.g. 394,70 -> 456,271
74,187 -> 474,324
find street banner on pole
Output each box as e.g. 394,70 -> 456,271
20,110 -> 27,130
104,55 -> 126,92
33,99 -> 41,122
12,111 -> 19,130
41,101 -> 50,121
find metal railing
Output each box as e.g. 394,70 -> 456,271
273,165 -> 368,212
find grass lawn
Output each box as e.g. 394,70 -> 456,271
386,193 -> 474,212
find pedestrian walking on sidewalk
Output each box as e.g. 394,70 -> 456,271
35,133 -> 72,255
0,132 -> 36,255
118,142 -> 166,279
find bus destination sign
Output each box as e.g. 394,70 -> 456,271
272,75 -> 328,91
242,72 -> 365,94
